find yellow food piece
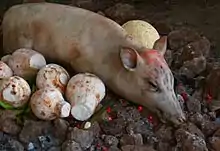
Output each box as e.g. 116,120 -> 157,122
122,20 -> 160,49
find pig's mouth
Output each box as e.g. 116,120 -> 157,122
155,106 -> 186,125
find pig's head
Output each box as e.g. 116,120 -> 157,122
119,36 -> 185,125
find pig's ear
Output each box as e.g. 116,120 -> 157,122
120,47 -> 138,71
153,36 -> 167,56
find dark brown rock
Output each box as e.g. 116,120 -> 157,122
102,134 -> 119,147
175,129 -> 208,151
53,119 -> 69,142
180,122 -> 205,139
0,110 -> 22,135
152,22 -> 172,35
120,134 -> 143,146
186,95 -> 202,113
71,0 -> 97,11
104,3 -> 137,24
208,137 -> 220,151
168,28 -> 201,50
62,140 -> 82,151
19,120 -> 52,143
67,127 -> 94,150
155,125 -> 173,142
100,118 -> 127,137
121,145 -> 156,151
178,55 -> 206,79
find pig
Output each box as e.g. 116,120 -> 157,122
2,2 -> 185,125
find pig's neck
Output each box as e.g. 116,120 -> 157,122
103,58 -> 141,103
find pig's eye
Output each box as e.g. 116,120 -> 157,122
145,79 -> 159,92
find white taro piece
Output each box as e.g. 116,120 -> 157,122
1,55 -> 12,64
7,48 -> 46,80
0,76 -> 31,108
30,87 -> 71,120
65,73 -> 106,121
0,61 -> 13,78
36,63 -> 70,94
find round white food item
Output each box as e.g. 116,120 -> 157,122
7,48 -> 46,80
1,55 -> 12,64
65,73 -> 106,121
122,20 -> 160,49
36,64 -> 70,94
0,61 -> 13,78
30,87 -> 71,120
0,76 -> 31,107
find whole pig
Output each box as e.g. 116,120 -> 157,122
2,2 -> 185,125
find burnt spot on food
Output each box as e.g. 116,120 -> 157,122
52,79 -> 65,93
44,99 -> 52,108
54,103 -> 60,116
32,103 -> 36,106
50,89 -> 56,92
41,111 -> 46,116
96,94 -> 100,100
10,90 -> 16,95
48,114 -> 56,119
86,80 -> 89,83
12,84 -> 16,88
14,76 -> 20,80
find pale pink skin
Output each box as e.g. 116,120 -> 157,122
2,3 -> 185,125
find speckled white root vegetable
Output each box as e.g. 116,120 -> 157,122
0,76 -> 31,108
7,48 -> 46,80
122,20 -> 160,49
36,63 -> 70,94
1,55 -> 11,64
65,73 -> 106,121
30,87 -> 71,120
0,61 -> 13,78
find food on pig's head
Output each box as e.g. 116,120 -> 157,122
36,63 -> 70,94
0,76 -> 31,108
122,20 -> 160,49
0,61 -> 13,78
7,48 -> 46,80
30,87 -> 71,120
65,73 -> 106,121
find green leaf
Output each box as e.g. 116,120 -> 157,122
0,101 -> 16,110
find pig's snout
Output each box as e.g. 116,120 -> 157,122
161,95 -> 186,125
169,110 -> 186,125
